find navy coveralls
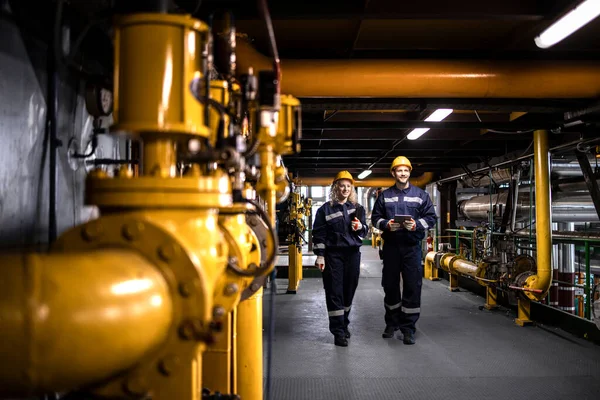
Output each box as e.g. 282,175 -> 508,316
371,185 -> 437,334
312,201 -> 369,337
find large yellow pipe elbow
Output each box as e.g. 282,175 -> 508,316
0,250 -> 172,396
237,39 -> 600,98
523,130 -> 552,301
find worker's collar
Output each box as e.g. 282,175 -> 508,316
394,182 -> 411,192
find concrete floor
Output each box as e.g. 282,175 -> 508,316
263,246 -> 600,400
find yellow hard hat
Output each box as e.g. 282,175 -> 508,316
333,170 -> 354,185
390,156 -> 412,172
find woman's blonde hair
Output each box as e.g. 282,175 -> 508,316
329,180 -> 357,205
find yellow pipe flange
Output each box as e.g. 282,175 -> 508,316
86,173 -> 233,209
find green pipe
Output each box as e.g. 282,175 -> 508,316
585,241 -> 591,319
455,231 -> 459,253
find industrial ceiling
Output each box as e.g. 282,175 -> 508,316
13,0 -> 600,182
193,0 -> 600,181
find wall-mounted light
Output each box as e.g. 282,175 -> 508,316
535,0 -> 600,49
357,170 -> 372,179
407,108 -> 453,140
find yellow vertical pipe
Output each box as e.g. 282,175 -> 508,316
524,130 -> 552,300
236,288 -> 263,400
257,145 -> 277,224
297,244 -> 303,281
201,312 -> 233,394
142,138 -> 177,177
424,251 -> 437,281
230,309 -> 237,395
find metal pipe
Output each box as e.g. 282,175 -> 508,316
558,222 -> 576,313
236,288 -> 264,400
435,252 -> 482,279
551,157 -> 598,178
458,192 -> 600,222
555,178 -> 600,193
514,230 -> 600,242
461,168 -> 512,188
296,172 -> 434,188
436,138 -> 600,184
526,129 -> 552,301
551,162 -> 584,178
0,250 -> 173,396
236,39 -> 600,98
450,257 -> 481,276
510,168 -> 521,232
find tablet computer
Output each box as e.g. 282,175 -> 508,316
393,214 -> 413,223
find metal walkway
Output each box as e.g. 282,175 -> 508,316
263,246 -> 600,400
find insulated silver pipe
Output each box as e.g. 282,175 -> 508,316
458,192 -> 600,222
555,179 -> 600,193
551,157 -> 598,178
558,222 -> 575,274
551,162 -> 583,178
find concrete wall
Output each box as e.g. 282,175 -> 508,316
0,5 -> 117,249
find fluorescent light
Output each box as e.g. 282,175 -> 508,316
534,0 -> 600,49
406,108 -> 453,140
425,108 -> 454,122
406,128 -> 429,140
357,170 -> 372,179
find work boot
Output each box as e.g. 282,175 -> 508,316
334,335 -> 348,347
382,326 -> 397,339
402,330 -> 415,345
344,328 -> 351,339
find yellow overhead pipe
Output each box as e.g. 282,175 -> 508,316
0,250 -> 172,396
236,39 -> 600,98
295,172 -> 435,188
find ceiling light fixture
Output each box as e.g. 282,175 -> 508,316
357,170 -> 372,179
406,108 -> 453,140
534,0 -> 600,49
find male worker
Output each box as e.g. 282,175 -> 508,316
312,171 -> 369,347
371,156 -> 437,344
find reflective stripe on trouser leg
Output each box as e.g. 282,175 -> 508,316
342,247 -> 361,328
398,244 -> 423,334
322,250 -> 347,336
381,242 -> 402,328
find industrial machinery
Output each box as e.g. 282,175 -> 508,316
426,130 -> 553,326
284,188 -> 312,293
0,1 -> 301,400
427,130 -> 600,329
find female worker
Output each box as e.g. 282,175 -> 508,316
312,170 -> 369,347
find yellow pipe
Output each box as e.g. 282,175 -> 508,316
112,13 -> 210,138
143,138 -> 177,177
236,288 -> 263,400
0,250 -> 172,397
237,39 -> 600,98
523,130 -> 552,301
201,311 -> 234,394
424,251 -> 438,281
257,145 -> 277,224
296,172 -> 434,188
434,252 -> 485,281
